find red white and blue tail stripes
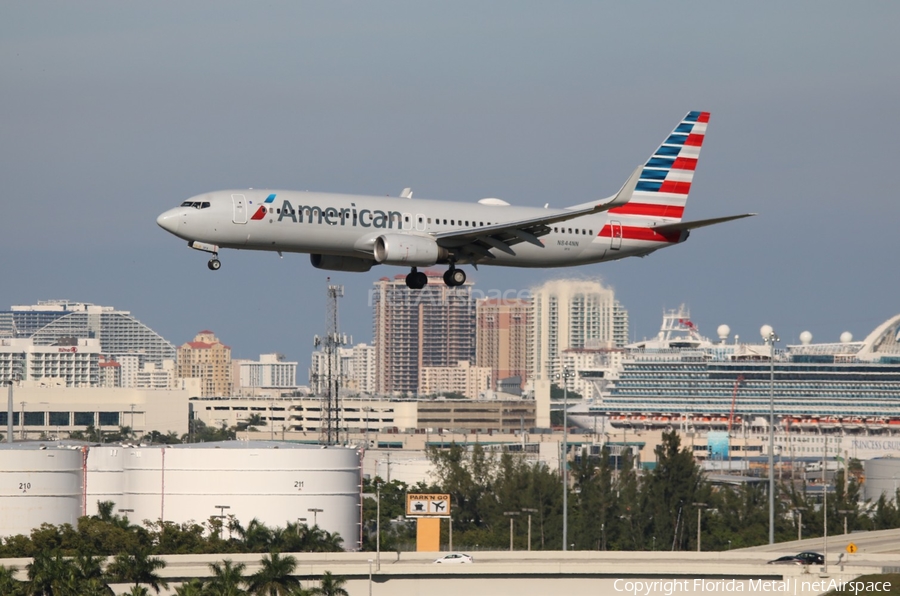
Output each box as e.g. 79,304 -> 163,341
608,110 -> 709,221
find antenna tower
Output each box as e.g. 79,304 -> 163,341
314,278 -> 348,445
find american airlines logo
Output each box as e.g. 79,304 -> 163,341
58,347 -> 78,353
255,198 -> 406,230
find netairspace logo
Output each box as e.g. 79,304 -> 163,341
612,578 -> 892,595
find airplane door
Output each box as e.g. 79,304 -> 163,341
610,220 -> 622,250
402,213 -> 413,231
232,194 -> 247,224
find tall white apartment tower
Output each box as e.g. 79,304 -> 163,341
528,279 -> 628,382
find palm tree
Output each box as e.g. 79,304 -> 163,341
107,546 -> 168,594
247,552 -> 300,596
126,586 -> 150,596
206,559 -> 248,596
239,518 -> 274,552
72,552 -> 113,595
308,572 -> 348,596
27,549 -> 73,596
174,578 -> 207,596
0,565 -> 23,596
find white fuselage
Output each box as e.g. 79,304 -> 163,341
156,189 -> 683,269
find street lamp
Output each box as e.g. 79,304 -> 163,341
308,507 -> 323,527
693,502 -> 707,552
213,504 -> 231,539
793,507 -> 806,541
838,509 -> 853,535
761,325 -> 779,545
503,511 -> 520,551
367,558 -> 373,596
118,508 -> 134,522
555,366 -> 575,551
521,508 -> 538,551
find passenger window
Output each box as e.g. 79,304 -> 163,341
465,221 -> 469,226
568,228 -> 572,234
553,227 -> 557,233
479,222 -> 483,226
589,229 -> 593,235
269,207 -> 274,214
443,219 -> 447,225
575,229 -> 579,235
451,220 -> 455,225
427,218 -> 432,224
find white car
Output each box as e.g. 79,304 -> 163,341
434,553 -> 474,564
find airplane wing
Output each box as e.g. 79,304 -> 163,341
432,165 -> 642,260
651,213 -> 756,234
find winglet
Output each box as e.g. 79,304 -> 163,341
595,165 -> 641,213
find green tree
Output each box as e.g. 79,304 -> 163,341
107,546 -> 168,594
247,552 -> 300,596
206,559 -> 248,596
0,565 -> 24,596
308,571 -> 348,596
174,578 -> 207,596
27,549 -> 74,596
643,430 -> 707,551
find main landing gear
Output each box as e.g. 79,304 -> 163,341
443,266 -> 466,287
405,267 -> 428,289
207,258 -> 221,271
404,266 -> 467,289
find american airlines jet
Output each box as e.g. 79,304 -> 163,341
157,111 -> 752,289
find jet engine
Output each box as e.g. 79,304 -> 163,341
373,234 -> 448,266
310,254 -> 376,272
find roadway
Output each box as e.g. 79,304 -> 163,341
3,533 -> 898,595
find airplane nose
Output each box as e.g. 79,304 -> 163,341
156,210 -> 180,234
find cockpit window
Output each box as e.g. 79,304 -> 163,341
180,201 -> 210,209
201,202 -> 211,209
180,201 -> 193,207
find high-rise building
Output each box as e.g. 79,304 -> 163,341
176,331 -> 232,397
0,300 -> 175,365
239,353 -> 298,390
419,360 -> 492,399
372,272 -> 475,395
309,343 -> 377,395
476,297 -> 531,389
98,356 -> 121,388
0,337 -> 100,387
528,279 -> 628,382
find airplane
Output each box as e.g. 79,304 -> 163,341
156,111 -> 753,289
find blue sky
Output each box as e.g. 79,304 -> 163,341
2,2 -> 898,377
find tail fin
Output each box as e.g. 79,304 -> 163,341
606,110 -> 709,222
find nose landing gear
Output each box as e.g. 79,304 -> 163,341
207,258 -> 221,271
405,267 -> 428,289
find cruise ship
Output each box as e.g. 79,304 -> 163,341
569,307 -> 900,460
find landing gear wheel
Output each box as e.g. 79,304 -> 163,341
208,258 -> 221,271
405,268 -> 428,289
445,268 -> 466,287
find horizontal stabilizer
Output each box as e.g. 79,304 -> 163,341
652,213 -> 756,233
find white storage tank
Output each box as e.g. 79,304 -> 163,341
122,441 -> 361,549
863,458 -> 900,503
84,445 -> 126,517
0,444 -> 84,537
